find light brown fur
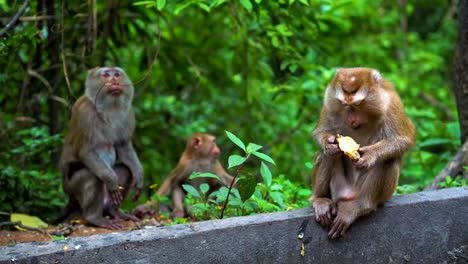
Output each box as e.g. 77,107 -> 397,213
310,67 -> 415,239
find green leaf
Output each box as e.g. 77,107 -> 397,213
228,154 -> 247,169
200,183 -> 210,194
252,151 -> 276,165
182,184 -> 201,198
418,138 -> 453,148
133,1 -> 156,7
240,0 -> 253,12
260,162 -> 272,186
237,175 -> 257,202
270,191 -> 286,208
157,0 -> 166,10
189,172 -> 221,181
246,143 -> 263,154
11,213 -> 48,230
225,130 -> 246,151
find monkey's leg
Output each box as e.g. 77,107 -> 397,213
328,160 -> 401,239
69,169 -> 123,229
105,164 -> 139,221
309,151 -> 339,227
171,186 -> 186,218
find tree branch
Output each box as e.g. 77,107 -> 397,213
427,139 -> 468,190
0,0 -> 31,37
0,221 -> 51,238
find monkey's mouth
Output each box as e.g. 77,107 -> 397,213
108,83 -> 123,96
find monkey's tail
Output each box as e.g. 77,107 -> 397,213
51,198 -> 81,225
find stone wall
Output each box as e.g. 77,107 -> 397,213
1,187 -> 467,264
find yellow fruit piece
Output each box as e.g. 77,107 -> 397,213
336,134 -> 360,160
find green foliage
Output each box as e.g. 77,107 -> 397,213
0,127 -> 65,222
184,175 -> 311,220
437,176 -> 468,189
182,131 -> 309,220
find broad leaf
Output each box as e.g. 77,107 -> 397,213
182,184 -> 200,198
237,175 -> 257,202
246,143 -> 263,154
11,213 -> 48,231
225,130 -> 246,151
200,183 -> 210,195
157,0 -> 166,10
189,172 -> 221,181
240,0 -> 253,12
252,151 -> 276,165
260,162 -> 272,186
228,154 -> 246,169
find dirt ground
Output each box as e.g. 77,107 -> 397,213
0,217 -> 169,246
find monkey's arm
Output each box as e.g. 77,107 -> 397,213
213,161 -> 234,186
310,151 -> 332,198
72,100 -> 122,203
156,162 -> 188,197
78,146 -> 119,190
312,108 -> 341,155
116,141 -> 144,190
357,115 -> 415,168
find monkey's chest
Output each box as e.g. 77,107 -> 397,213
98,143 -> 116,166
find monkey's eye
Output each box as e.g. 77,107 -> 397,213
114,71 -> 121,77
102,71 -> 110,78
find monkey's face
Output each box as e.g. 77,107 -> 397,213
97,67 -> 128,97
85,67 -> 134,107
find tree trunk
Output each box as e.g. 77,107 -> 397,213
453,0 -> 468,179
453,0 -> 468,143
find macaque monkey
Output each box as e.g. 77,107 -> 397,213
59,67 -> 144,229
310,67 -> 415,239
134,133 -> 234,218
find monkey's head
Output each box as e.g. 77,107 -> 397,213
85,67 -> 134,108
186,133 -> 221,160
326,67 -> 385,112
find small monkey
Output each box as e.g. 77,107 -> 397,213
310,67 -> 415,239
59,67 -> 144,229
134,133 -> 234,218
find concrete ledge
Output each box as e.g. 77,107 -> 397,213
1,187 -> 467,264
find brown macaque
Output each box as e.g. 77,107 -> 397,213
59,67 -> 144,229
310,67 -> 415,239
134,133 -> 234,218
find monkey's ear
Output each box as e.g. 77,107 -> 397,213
372,70 -> 382,83
191,136 -> 203,149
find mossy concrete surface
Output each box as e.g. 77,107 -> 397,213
1,187 -> 467,264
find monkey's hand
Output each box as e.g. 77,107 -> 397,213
354,146 -> 377,169
130,169 -> 143,201
324,135 -> 340,156
132,188 -> 141,202
312,198 -> 336,227
109,188 -> 124,206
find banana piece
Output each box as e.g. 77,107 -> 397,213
336,134 -> 360,160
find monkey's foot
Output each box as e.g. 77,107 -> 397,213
172,208 -> 185,218
312,198 -> 336,227
117,212 -> 139,222
328,213 -> 354,239
89,218 -> 124,230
